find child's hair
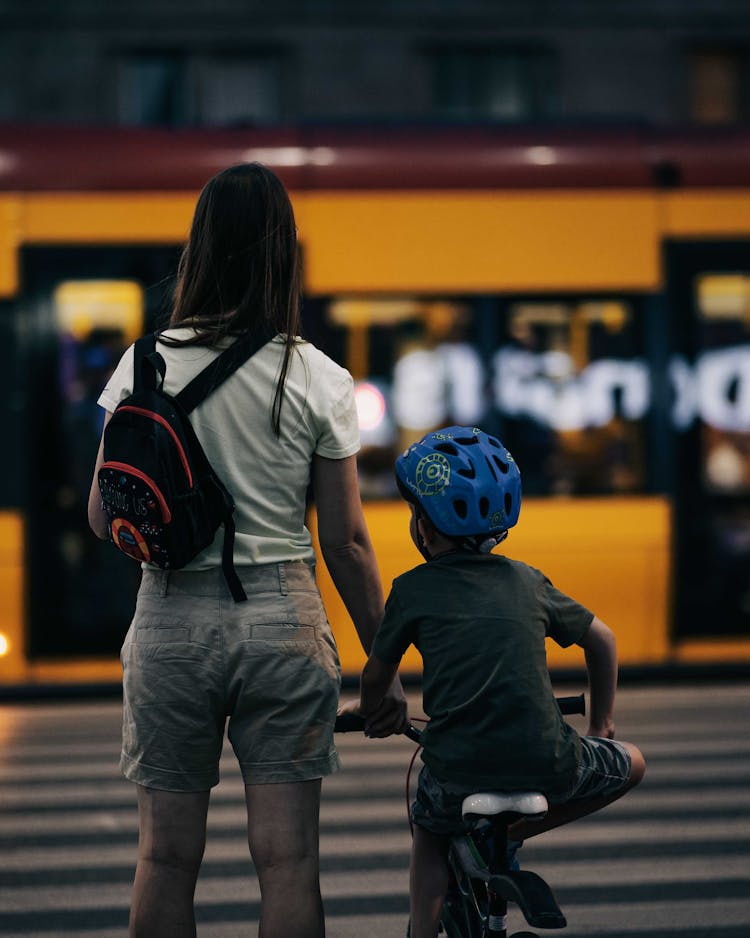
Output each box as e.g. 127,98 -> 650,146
395,425 -> 521,554
166,162 -> 301,436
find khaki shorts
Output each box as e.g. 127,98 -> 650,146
120,562 -> 341,791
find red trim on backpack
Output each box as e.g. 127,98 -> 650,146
101,461 -> 173,523
117,405 -> 194,487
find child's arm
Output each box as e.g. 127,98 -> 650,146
577,616 -> 617,739
360,652 -> 403,737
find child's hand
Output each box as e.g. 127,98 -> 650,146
588,718 -> 615,739
363,684 -> 409,738
337,698 -> 363,718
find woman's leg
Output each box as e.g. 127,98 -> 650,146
129,785 -> 210,938
245,779 -> 325,938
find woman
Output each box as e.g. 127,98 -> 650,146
88,162 -> 407,938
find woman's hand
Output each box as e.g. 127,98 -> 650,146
336,698 -> 363,719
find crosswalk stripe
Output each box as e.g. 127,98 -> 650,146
1,684 -> 749,938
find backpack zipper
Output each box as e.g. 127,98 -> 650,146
117,405 -> 194,487
101,461 -> 172,523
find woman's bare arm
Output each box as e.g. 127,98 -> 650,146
312,453 -> 407,733
87,412 -> 112,540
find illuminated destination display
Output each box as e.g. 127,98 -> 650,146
390,342 -> 750,433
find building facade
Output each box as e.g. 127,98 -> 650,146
0,0 -> 748,127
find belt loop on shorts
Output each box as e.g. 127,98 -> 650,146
160,572 -> 170,597
277,563 -> 288,596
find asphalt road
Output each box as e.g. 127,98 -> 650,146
1,681 -> 749,937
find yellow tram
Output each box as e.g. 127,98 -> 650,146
0,124 -> 749,686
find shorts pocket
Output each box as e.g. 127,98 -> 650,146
249,622 -> 316,643
135,625 -> 190,643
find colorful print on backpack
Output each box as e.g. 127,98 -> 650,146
98,464 -> 172,566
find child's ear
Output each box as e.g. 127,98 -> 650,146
418,515 -> 436,542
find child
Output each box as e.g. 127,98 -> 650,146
347,425 -> 646,938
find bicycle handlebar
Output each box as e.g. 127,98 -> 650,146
335,711 -> 423,743
334,692 -> 585,744
557,693 -> 587,716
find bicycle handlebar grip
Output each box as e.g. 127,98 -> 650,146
334,712 -> 366,733
335,712 -> 423,743
556,693 -> 586,716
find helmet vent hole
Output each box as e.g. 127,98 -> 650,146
453,499 -> 468,519
488,437 -> 501,448
484,456 -> 498,481
458,464 -> 476,479
505,493 -> 513,514
493,455 -> 509,474
455,435 -> 479,446
435,443 -> 458,455
479,496 -> 490,518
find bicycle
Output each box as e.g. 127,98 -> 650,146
335,693 -> 585,938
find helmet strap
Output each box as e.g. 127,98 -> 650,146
469,531 -> 508,554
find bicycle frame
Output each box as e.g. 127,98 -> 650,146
442,833 -> 489,936
335,693 -> 585,938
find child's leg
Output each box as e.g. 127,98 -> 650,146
409,825 -> 450,938
509,740 -> 645,843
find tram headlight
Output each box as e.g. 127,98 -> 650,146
355,382 -> 386,432
0,632 -> 9,657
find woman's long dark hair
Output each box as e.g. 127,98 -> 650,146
164,162 -> 301,435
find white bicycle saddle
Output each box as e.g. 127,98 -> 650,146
461,791 -> 549,821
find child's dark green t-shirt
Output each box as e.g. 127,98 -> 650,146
372,551 -> 594,796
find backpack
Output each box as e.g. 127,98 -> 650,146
97,329 -> 271,602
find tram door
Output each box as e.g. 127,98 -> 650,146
666,241 -> 750,642
21,246 -> 181,659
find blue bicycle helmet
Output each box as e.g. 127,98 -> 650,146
395,426 -> 521,548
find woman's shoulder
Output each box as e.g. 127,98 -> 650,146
290,339 -> 353,383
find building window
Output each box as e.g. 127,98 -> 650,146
689,48 -> 748,124
196,54 -> 285,125
117,50 -> 285,127
429,45 -> 558,121
117,53 -> 188,126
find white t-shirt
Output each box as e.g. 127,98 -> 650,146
97,329 -> 360,567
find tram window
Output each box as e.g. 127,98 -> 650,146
324,298 -> 477,498
48,280 -> 143,651
316,295 -> 646,499
696,273 -> 750,493
55,280 -> 143,346
54,279 -> 142,460
497,300 -> 645,496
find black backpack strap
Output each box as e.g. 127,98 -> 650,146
175,328 -> 274,414
146,327 -> 274,603
133,334 -> 164,392
220,515 -> 247,602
